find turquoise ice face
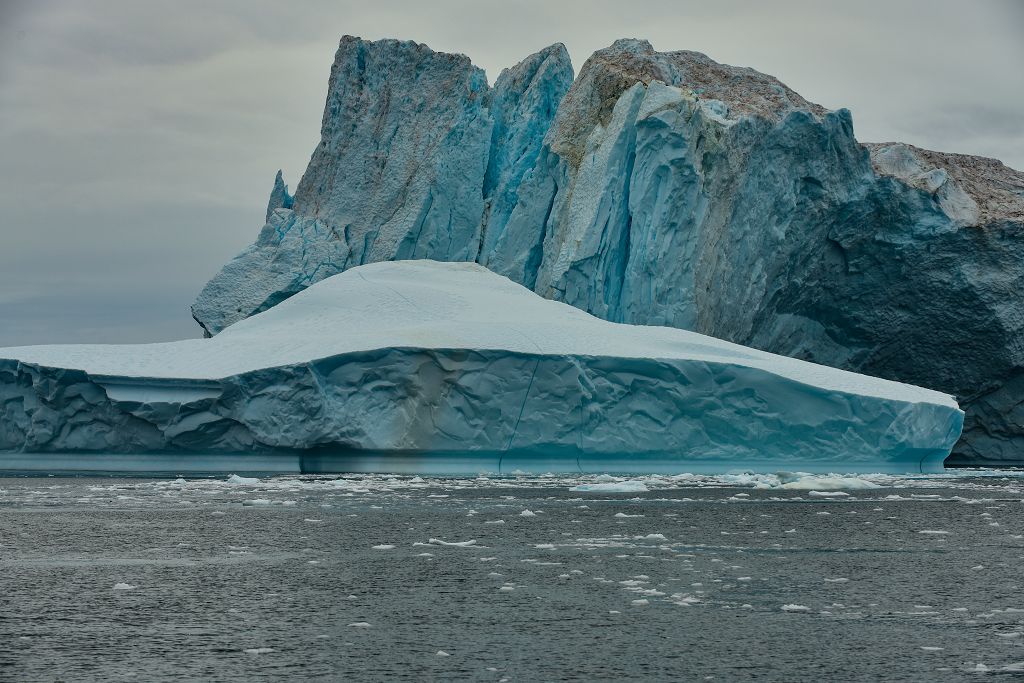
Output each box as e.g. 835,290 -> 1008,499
190,37 -> 1023,466
0,260 -> 962,475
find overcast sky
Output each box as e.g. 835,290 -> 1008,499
1,0 -> 1022,346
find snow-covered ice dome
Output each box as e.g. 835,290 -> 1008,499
0,260 -> 962,475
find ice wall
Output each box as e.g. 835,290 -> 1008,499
190,37 -> 1023,465
2,261 -> 963,474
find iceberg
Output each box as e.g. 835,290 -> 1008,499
1,261 -> 961,475
192,36 -> 1023,466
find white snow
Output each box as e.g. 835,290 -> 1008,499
0,260 -> 957,408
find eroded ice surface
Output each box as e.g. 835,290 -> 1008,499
191,37 -> 1024,466
0,261 -> 961,473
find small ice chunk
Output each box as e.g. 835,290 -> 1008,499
638,533 -> 666,541
243,647 -> 274,654
920,646 -> 944,652
781,604 -> 810,612
824,578 -> 849,583
520,510 -> 537,517
918,530 -> 950,535
428,538 -> 478,547
781,476 -> 880,491
112,583 -> 136,590
808,491 -> 849,498
571,481 -> 649,493
348,622 -> 371,628
436,650 -> 450,657
631,599 -> 649,606
372,544 -> 396,550
227,474 -> 260,485
614,513 -> 643,518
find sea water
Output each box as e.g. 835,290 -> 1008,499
3,470 -> 1024,680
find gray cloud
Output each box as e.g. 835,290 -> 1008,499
1,0 -> 1021,346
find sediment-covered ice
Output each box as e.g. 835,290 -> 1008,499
0,260 -> 962,474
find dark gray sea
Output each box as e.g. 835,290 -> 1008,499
3,471 -> 1024,681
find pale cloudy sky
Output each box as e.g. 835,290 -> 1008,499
1,0 -> 1021,346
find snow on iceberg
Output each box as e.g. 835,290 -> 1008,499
0,260 -> 962,475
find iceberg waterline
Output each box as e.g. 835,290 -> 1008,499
0,261 -> 961,475
191,36 -> 1024,466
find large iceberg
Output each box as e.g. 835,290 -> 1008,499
192,37 -> 1023,466
1,261 -> 961,475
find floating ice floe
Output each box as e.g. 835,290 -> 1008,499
0,260 -> 962,476
570,481 -> 650,493
427,539 -> 478,547
227,474 -> 260,485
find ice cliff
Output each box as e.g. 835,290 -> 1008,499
191,38 -> 573,336
192,37 -> 1024,466
1,261 -> 962,474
